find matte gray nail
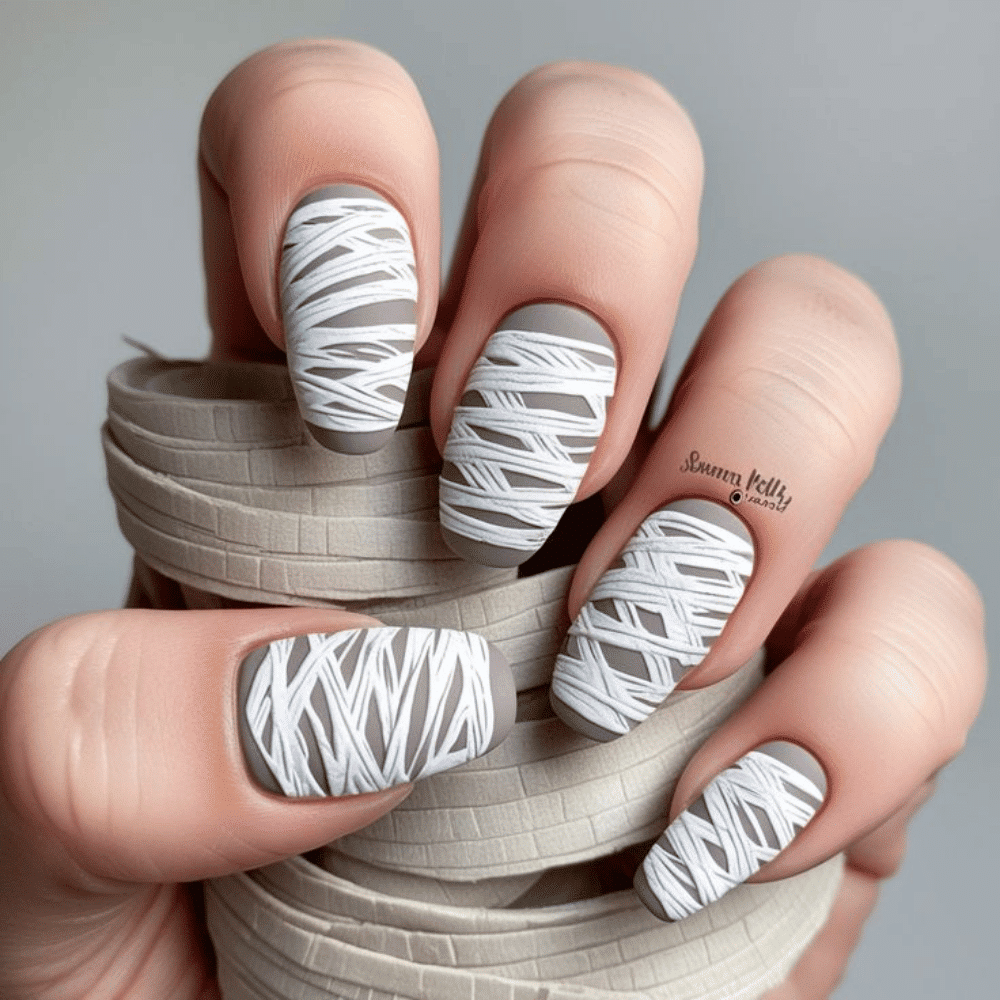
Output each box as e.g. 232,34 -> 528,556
634,741 -> 827,921
280,184 -> 418,454
439,303 -> 617,567
551,498 -> 754,741
239,627 -> 515,797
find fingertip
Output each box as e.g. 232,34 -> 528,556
635,742 -> 827,921
198,42 -> 441,438
548,689 -> 620,742
237,627 -> 515,799
551,498 -> 755,739
438,302 -> 618,566
758,739 -> 829,797
281,184 -> 418,453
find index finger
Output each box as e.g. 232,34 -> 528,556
198,40 -> 440,453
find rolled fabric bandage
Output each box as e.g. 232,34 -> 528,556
206,851 -> 845,1000
104,358 -> 511,606
105,355 -> 844,1000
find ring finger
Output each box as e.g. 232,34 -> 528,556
551,253 -> 901,739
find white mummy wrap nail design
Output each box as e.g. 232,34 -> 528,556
280,185 -> 418,454
440,303 -> 617,567
551,499 -> 754,741
635,742 -> 827,921
239,627 -> 515,796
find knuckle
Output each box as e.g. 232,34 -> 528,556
251,39 -> 417,104
481,61 -> 703,234
213,38 -> 414,105
720,256 -> 902,466
865,629 -> 966,758
202,39 -> 422,175
721,360 -> 868,466
0,613 -> 120,846
890,541 -> 987,719
764,254 -> 887,323
509,60 -> 699,153
860,541 -> 986,755
481,157 -> 690,250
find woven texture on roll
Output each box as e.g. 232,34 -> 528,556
205,852 -> 844,1000
106,355 -> 841,1000
105,357 -> 513,606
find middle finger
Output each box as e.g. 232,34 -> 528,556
430,61 -> 704,567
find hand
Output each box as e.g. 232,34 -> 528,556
0,606 -> 523,997
0,40 -> 987,1000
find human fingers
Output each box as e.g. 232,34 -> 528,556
199,40 -> 439,453
629,541 -> 985,922
429,61 -> 703,566
0,610 -> 515,993
551,254 -> 900,739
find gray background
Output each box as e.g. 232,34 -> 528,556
1,1 -> 996,996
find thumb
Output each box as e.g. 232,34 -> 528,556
0,608 -> 514,887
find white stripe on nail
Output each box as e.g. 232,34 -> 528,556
440,312 -> 616,564
638,744 -> 826,920
551,504 -> 753,739
280,187 -> 418,448
241,627 -> 501,796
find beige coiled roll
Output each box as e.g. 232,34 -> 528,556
104,355 -> 843,1000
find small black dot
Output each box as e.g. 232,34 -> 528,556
729,490 -> 743,505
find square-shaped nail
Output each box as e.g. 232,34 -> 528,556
634,741 -> 827,921
238,627 -> 515,796
439,302 -> 617,567
280,184 -> 418,454
551,498 -> 754,741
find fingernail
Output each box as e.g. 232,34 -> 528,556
440,303 -> 617,567
634,741 -> 827,921
238,627 -> 516,797
551,498 -> 754,741
280,184 -> 418,454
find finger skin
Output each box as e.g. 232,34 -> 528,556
431,62 -> 703,562
552,256 -> 902,738
842,780 -> 932,880
570,256 -> 901,685
0,609 -> 410,889
635,541 -> 985,918
198,40 -> 440,362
